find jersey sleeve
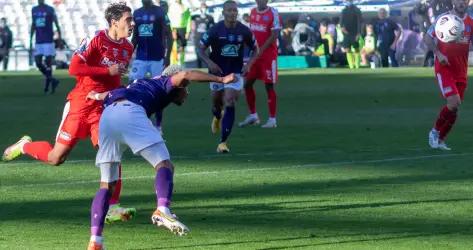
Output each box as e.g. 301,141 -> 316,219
74,35 -> 98,62
270,8 -> 282,31
200,26 -> 214,48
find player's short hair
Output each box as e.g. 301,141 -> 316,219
105,3 -> 132,26
162,65 -> 184,76
223,0 -> 237,8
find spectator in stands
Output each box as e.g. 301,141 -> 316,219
430,0 -> 453,19
360,23 -> 377,67
242,13 -> 250,27
280,19 -> 295,55
191,2 -> 214,68
314,19 -> 334,58
0,17 -> 13,71
168,0 -> 191,66
292,15 -> 316,56
341,0 -> 362,69
375,8 -> 401,68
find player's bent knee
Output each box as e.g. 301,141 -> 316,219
155,160 -> 174,172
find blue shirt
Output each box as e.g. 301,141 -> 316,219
200,21 -> 256,75
32,4 -> 56,44
104,76 -> 174,116
134,6 -> 167,61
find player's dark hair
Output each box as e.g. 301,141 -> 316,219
105,3 -> 132,26
223,0 -> 237,8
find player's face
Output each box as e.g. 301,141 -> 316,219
142,0 -> 153,6
223,3 -> 238,24
112,11 -> 134,38
378,9 -> 387,19
255,0 -> 268,9
453,0 -> 468,14
38,0 -> 45,4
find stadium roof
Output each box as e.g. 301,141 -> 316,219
209,0 -> 418,14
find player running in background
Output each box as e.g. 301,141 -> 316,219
168,0 -> 191,66
86,65 -> 236,249
3,3 -> 136,223
198,0 -> 258,153
30,0 -> 61,94
239,0 -> 281,128
425,0 -> 472,150
130,0 -> 171,81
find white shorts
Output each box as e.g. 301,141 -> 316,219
34,43 -> 55,56
96,100 -> 170,167
129,59 -> 164,80
210,74 -> 243,91
99,142 -> 169,183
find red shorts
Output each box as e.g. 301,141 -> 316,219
246,57 -> 278,84
435,70 -> 467,100
56,100 -> 103,147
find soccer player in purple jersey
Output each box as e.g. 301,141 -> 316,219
30,0 -> 61,94
86,65 -> 235,249
198,0 -> 258,153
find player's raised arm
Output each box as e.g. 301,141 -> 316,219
170,70 -> 235,87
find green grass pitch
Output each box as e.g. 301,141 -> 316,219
2,68 -> 473,249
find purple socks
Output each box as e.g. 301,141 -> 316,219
155,167 -> 174,208
221,106 -> 235,143
90,188 -> 111,237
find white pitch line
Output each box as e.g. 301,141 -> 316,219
1,152 -> 470,189
0,147 -> 429,167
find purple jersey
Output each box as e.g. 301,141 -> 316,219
104,76 -> 174,116
134,6 -> 167,61
200,21 -> 256,75
32,4 -> 56,44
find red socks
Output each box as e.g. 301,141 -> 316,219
109,164 -> 122,205
266,87 -> 277,118
244,87 -> 256,114
23,141 -> 53,163
434,106 -> 458,140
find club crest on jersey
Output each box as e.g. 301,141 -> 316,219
150,15 -> 155,21
221,44 -> 240,57
112,48 -> 119,58
237,35 -> 243,42
123,50 -> 129,58
263,15 -> 270,22
228,34 -> 235,42
143,15 -> 149,21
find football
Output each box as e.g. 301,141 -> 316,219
434,14 -> 465,43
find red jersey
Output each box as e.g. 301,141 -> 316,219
429,13 -> 473,83
68,30 -> 133,101
249,7 -> 281,60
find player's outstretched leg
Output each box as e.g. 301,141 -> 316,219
430,95 -> 461,150
261,83 -> 277,128
2,135 -> 32,161
239,79 -> 260,127
105,164 -> 136,224
151,162 -> 189,236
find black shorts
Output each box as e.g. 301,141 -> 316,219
342,34 -> 359,50
174,28 -> 187,48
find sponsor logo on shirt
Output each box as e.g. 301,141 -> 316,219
444,86 -> 453,94
59,131 -> 72,141
250,23 -> 266,32
221,44 -> 240,57
101,57 -> 127,68
139,24 -> 154,37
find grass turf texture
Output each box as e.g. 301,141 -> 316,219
1,68 -> 473,249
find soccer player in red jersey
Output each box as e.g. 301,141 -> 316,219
239,0 -> 281,128
3,3 -> 136,222
425,0 -> 472,150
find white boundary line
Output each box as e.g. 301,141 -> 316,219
1,152 -> 471,189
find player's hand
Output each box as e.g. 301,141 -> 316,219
108,64 -> 127,76
242,63 -> 252,77
222,73 -> 237,84
435,51 -> 449,65
208,61 -> 223,75
172,30 -> 178,40
86,91 -> 107,101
